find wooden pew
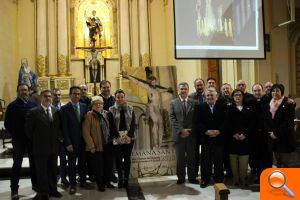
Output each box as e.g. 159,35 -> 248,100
214,183 -> 230,200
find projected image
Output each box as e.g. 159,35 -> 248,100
196,0 -> 234,40
174,0 -> 265,59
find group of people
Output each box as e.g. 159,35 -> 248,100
169,78 -> 297,188
5,80 -> 135,200
4,75 -> 297,199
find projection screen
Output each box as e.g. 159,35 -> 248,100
174,0 -> 265,59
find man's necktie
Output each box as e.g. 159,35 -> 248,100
46,108 -> 53,121
199,94 -> 204,104
74,105 -> 80,122
182,100 -> 187,118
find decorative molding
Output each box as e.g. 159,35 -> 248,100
121,53 -> 131,70
142,53 -> 150,67
56,80 -> 70,90
38,78 -> 51,91
36,55 -> 47,77
57,54 -> 68,76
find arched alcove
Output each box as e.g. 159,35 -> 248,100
70,0 -> 118,59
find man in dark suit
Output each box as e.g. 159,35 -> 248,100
61,86 -> 93,194
236,80 -> 256,107
188,78 -> 205,176
4,84 -> 37,200
25,90 -> 62,200
194,87 -> 227,188
99,80 -> 118,185
169,82 -> 198,184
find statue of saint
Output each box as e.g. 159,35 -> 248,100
18,58 -> 38,89
85,10 -> 103,43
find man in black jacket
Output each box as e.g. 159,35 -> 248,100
194,87 -> 227,188
99,80 -> 115,111
99,80 -> 118,185
4,84 -> 37,200
26,90 -> 62,199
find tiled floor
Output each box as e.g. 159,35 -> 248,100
0,176 -> 260,200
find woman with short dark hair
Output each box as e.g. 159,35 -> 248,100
108,89 -> 136,188
227,89 -> 254,186
264,84 -> 296,167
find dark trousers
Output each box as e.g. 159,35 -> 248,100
59,143 -> 67,180
89,152 -> 104,187
223,143 -> 232,176
256,131 -> 273,177
175,136 -> 196,180
11,140 -> 36,192
35,154 -> 58,194
195,140 -> 200,176
67,141 -> 87,186
201,143 -> 224,183
103,144 -> 114,184
114,143 -> 134,180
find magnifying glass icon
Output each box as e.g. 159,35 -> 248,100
268,170 -> 295,198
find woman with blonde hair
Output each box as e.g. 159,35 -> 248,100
82,96 -> 117,191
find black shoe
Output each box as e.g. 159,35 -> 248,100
188,179 -> 199,184
49,191 -> 63,198
111,174 -> 118,183
69,186 -> 77,195
176,179 -> 185,184
251,168 -> 257,175
33,194 -> 49,200
106,183 -> 115,189
88,175 -> 95,182
118,180 -> 124,188
123,180 -> 128,188
61,178 -> 69,187
200,181 -> 208,188
32,186 -> 37,192
80,182 -> 94,190
98,185 -> 105,192
11,192 -> 19,200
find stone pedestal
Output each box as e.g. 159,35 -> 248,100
38,77 -> 51,91
52,77 -> 75,95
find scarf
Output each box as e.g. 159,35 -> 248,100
109,103 -> 133,132
93,110 -> 110,144
269,96 -> 284,119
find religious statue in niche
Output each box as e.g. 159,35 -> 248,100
18,58 -> 38,89
89,51 -> 101,83
85,10 -> 103,44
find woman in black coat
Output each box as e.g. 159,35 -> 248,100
264,84 -> 296,167
227,89 -> 254,186
108,89 -> 136,189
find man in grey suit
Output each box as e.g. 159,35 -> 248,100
169,82 -> 198,184
26,90 -> 62,199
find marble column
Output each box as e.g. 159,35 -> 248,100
36,0 -> 47,77
120,0 -> 131,69
57,0 -> 68,76
139,0 -> 150,67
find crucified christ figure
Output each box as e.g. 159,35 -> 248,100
122,71 -> 173,149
